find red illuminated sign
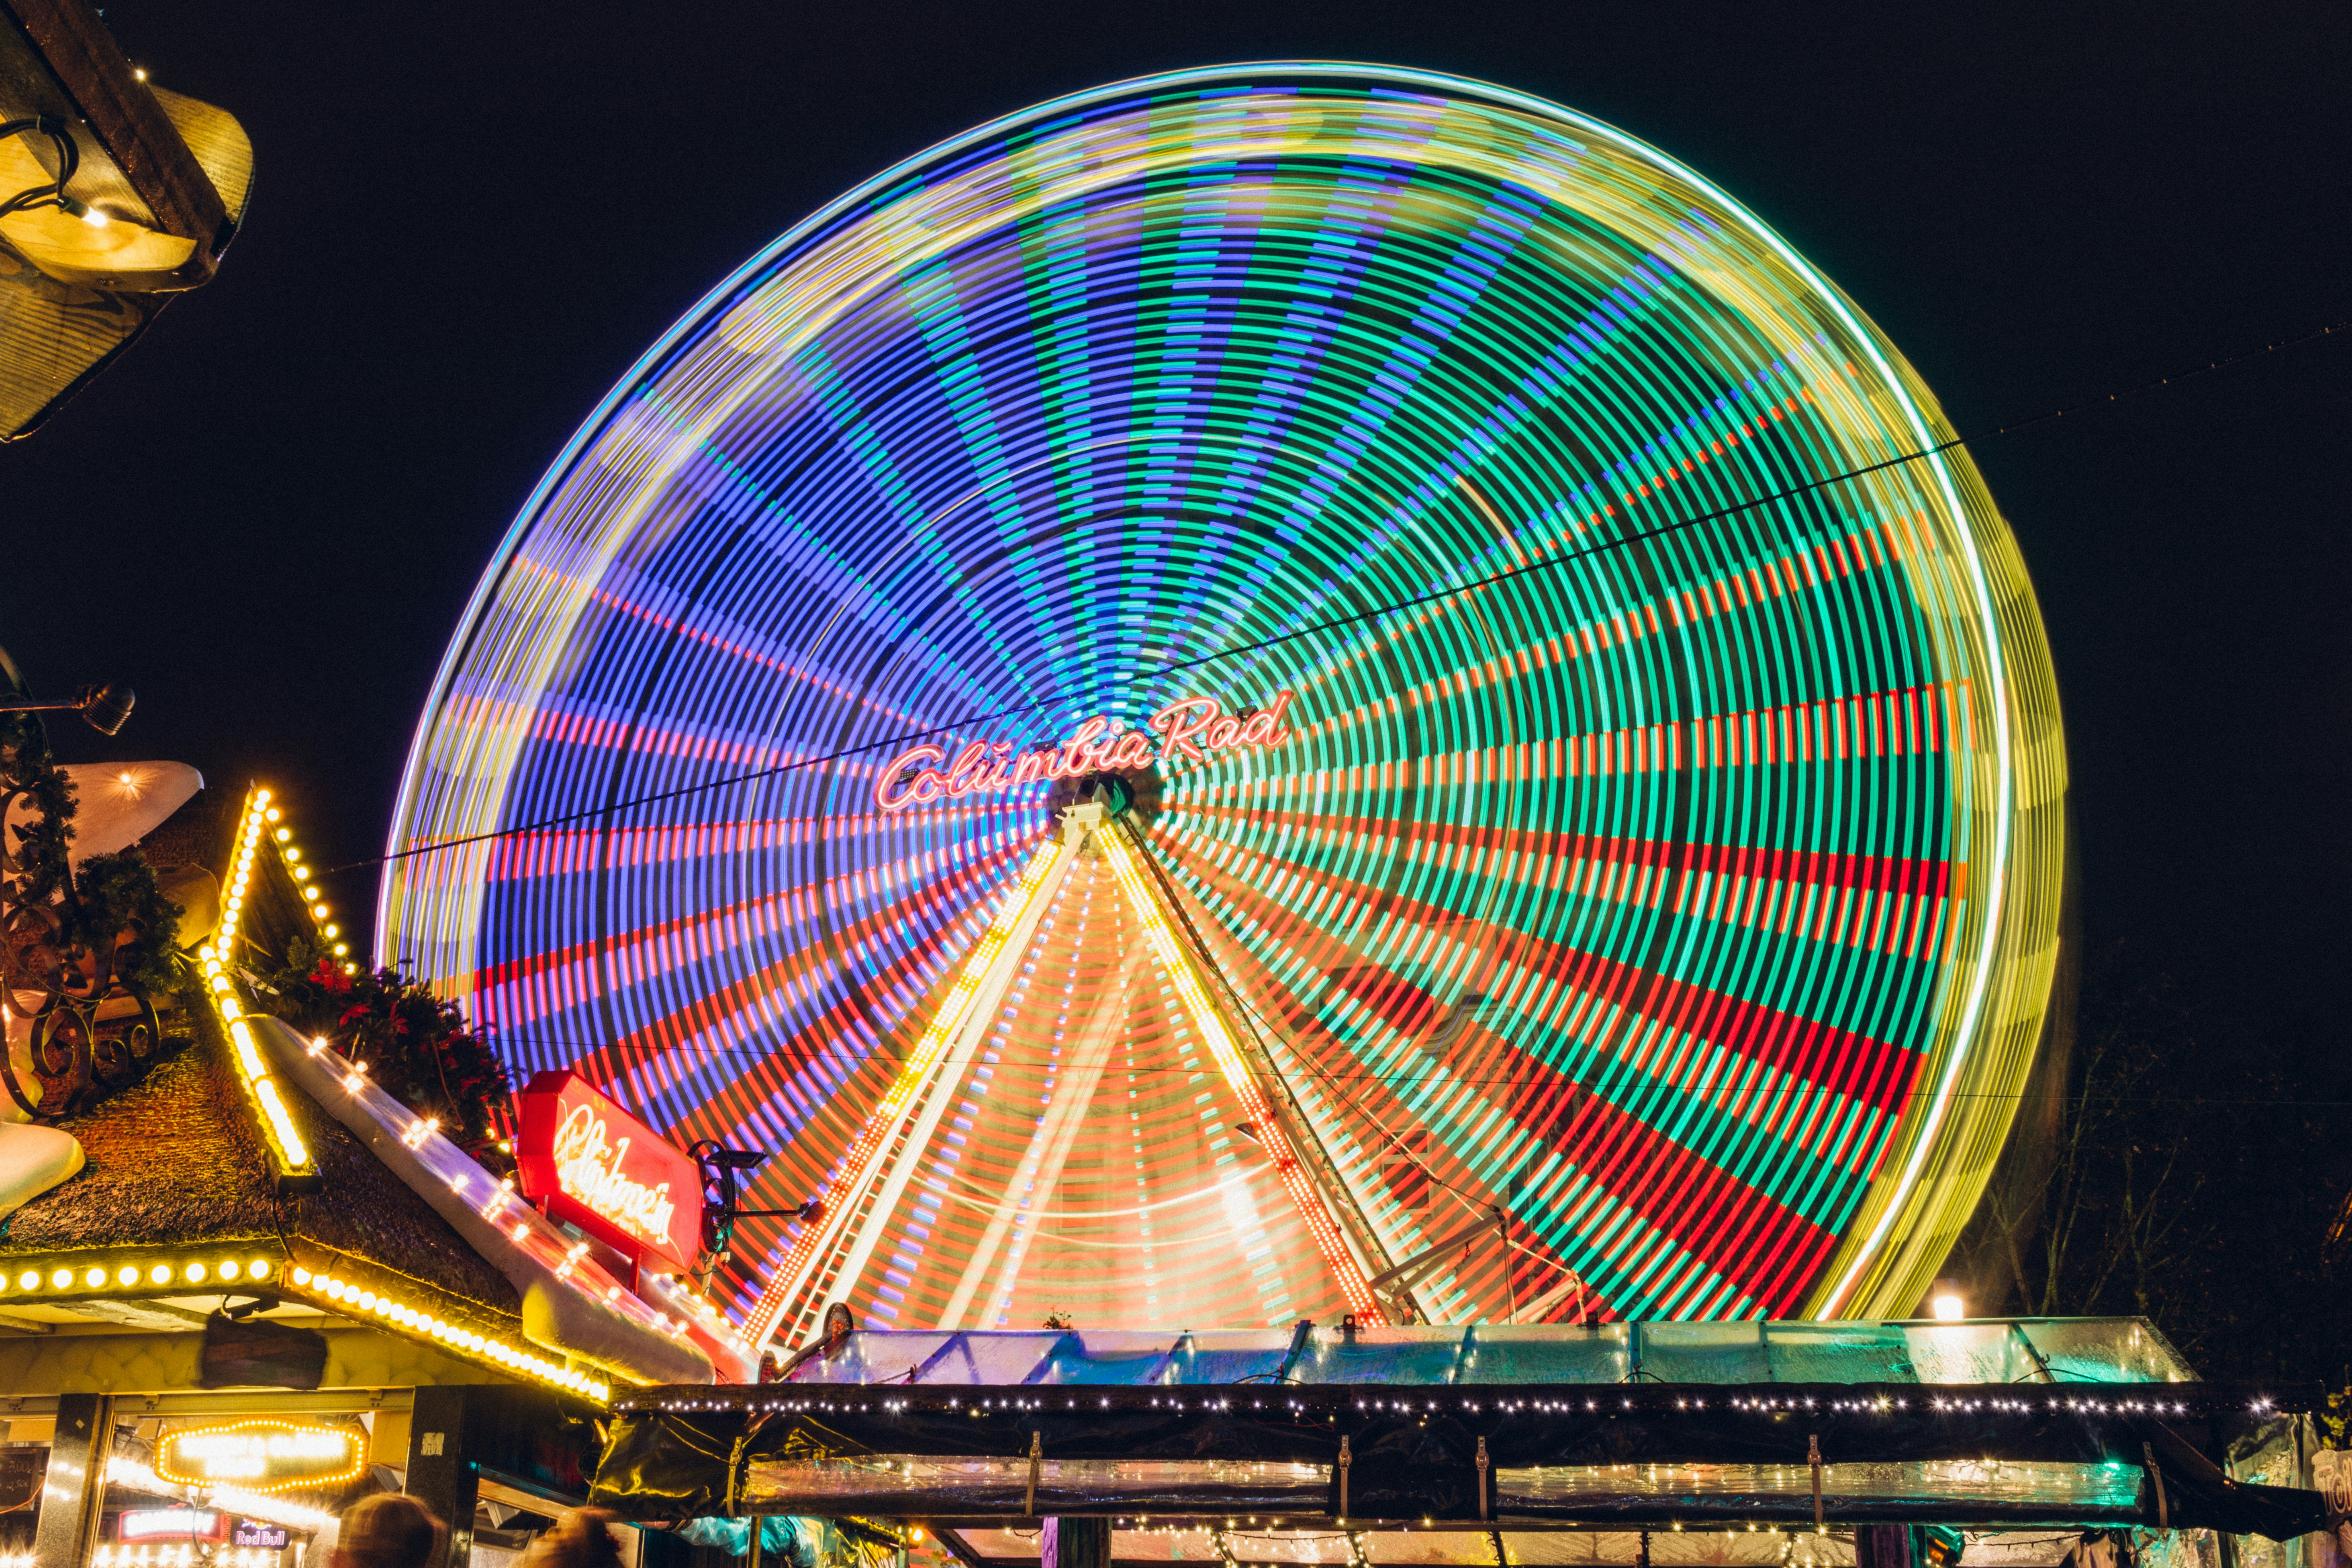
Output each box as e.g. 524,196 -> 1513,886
874,691 -> 1295,812
515,1071 -> 702,1272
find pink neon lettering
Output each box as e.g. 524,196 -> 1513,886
1151,697 -> 1220,761
869,691 -> 1299,811
1239,689 -> 1295,746
876,745 -> 947,810
945,741 -> 993,796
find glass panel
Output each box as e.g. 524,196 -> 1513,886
1960,1533 -> 2083,1566
914,1331 -> 1064,1385
787,1330 -> 958,1383
1359,1534 -> 1523,1563
1112,1529 -> 1353,1562
2016,1320 -> 2195,1383
953,1528 -> 1043,1559
1028,1330 -> 1182,1385
745,1458 -> 2137,1524
1902,1325 -> 2046,1385
1649,1537 -> 1815,1566
1761,1323 -> 1920,1384
1461,1325 -> 1634,1384
740,1456 -> 1330,1514
1638,1322 -> 1771,1383
1292,1327 -> 1469,1386
1500,1535 -> 1649,1566
1166,1331 -> 1295,1384
1497,1460 -> 2142,1523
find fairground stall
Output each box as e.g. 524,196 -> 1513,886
591,1319 -> 2346,1568
1,769 -> 754,1566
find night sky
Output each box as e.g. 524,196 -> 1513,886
10,2 -> 2347,1269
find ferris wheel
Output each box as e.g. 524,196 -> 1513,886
381,64 -> 2065,1350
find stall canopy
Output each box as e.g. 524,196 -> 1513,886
591,1319 -> 2334,1554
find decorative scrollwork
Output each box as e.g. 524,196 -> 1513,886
1,777 -> 173,1121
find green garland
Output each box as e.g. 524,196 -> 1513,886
1,710 -> 184,998
257,938 -> 515,1167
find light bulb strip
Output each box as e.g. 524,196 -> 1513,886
743,838 -> 1070,1347
0,1247 -> 283,1300
205,791 -> 649,1393
1095,823 -> 1385,1323
284,1263 -> 612,1404
104,1453 -> 339,1533
200,785 -> 319,1188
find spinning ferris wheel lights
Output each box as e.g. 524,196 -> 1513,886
745,834 -> 1070,1347
387,65 -> 2068,1333
1096,811 -> 1386,1325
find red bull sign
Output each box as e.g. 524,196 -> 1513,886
516,1071 -> 703,1272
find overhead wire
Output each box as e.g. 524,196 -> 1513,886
324,314 -> 2349,879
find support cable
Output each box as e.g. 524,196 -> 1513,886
331,316 -> 2349,878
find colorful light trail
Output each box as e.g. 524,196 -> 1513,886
382,65 -> 2065,1339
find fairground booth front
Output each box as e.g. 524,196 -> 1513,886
0,773 -> 757,1564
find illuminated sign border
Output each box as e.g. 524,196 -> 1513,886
515,1070 -> 703,1272
155,1420 -> 368,1494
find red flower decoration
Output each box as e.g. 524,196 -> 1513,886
311,958 -> 354,996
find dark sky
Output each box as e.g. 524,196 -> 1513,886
11,5 -> 2347,1093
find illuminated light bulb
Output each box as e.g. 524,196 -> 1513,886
249,1257 -> 271,1280
324,924 -> 340,937
82,1267 -> 105,1287
116,1265 -> 139,1286
50,1268 -> 71,1288
293,1267 -> 313,1284
219,1259 -> 242,1282
276,828 -> 291,842
16,1270 -> 35,1290
294,867 -> 311,881
1931,1291 -> 1965,1322
303,887 -> 319,901
185,1262 -> 206,1284
333,942 -> 351,956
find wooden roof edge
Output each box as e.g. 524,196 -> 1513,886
2,0 -> 231,272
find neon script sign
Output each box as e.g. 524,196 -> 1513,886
157,1422 -> 366,1492
875,691 -> 1296,812
516,1071 -> 703,1271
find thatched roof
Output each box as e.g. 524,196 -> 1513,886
0,1002 -> 520,1320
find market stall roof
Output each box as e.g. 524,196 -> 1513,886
589,1321 -> 2330,1548
0,782 -> 751,1401
771,1319 -> 2197,1390
0,0 -> 253,438
0,999 -> 521,1332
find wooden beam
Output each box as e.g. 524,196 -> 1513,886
1,0 -> 229,260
